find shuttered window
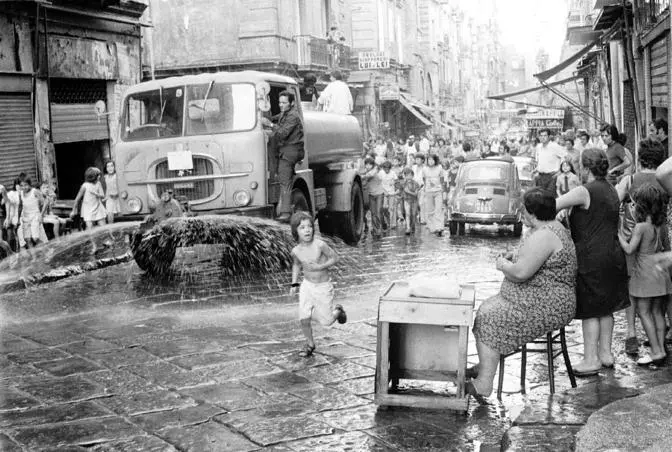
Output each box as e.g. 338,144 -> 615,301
0,94 -> 37,189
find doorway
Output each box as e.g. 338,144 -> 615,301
54,140 -> 107,199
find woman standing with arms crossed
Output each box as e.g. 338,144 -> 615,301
556,148 -> 629,375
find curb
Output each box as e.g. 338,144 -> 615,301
0,251 -> 134,294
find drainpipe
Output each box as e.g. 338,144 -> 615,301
43,6 -> 52,142
622,0 -> 642,169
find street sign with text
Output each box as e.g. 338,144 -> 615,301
358,51 -> 390,70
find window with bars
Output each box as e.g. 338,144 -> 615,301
50,78 -> 107,104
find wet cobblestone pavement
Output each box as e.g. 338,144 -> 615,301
2,224 -> 672,450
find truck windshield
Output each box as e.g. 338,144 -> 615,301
122,86 -> 184,141
121,83 -> 256,141
185,83 -> 256,135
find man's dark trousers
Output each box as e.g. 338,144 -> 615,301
277,144 -> 304,215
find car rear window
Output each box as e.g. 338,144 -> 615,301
464,164 -> 506,181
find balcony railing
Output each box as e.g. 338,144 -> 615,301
296,35 -> 351,71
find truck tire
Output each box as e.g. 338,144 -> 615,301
340,181 -> 364,244
513,222 -> 523,237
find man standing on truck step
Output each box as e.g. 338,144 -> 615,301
317,71 -> 353,115
266,90 -> 305,222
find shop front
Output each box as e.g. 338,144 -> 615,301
0,74 -> 37,189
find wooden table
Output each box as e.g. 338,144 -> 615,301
375,282 -> 476,411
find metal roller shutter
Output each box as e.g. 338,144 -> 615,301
49,78 -> 109,144
650,35 -> 669,108
51,103 -> 110,144
0,94 -> 37,189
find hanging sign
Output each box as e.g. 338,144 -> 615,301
358,51 -> 390,70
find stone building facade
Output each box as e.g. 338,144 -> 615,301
0,0 -> 146,200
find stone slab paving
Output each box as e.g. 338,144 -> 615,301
6,230 -> 672,450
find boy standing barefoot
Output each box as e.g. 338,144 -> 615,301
290,211 -> 347,357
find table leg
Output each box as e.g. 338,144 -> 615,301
376,321 -> 390,396
456,325 -> 469,398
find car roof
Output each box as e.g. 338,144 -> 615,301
462,158 -> 514,166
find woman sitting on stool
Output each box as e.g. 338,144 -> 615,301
467,188 -> 578,402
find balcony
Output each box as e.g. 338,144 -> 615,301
636,0 -> 670,28
296,36 -> 351,72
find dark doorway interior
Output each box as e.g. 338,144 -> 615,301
54,140 -> 106,199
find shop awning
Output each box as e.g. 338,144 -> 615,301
487,75 -> 581,101
398,96 -> 432,126
442,116 -> 469,129
534,37 -> 603,82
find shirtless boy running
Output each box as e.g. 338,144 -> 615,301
289,211 -> 347,357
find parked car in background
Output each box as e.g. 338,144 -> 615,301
513,156 -> 534,190
446,159 -> 524,236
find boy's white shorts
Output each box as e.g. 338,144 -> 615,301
299,280 -> 336,326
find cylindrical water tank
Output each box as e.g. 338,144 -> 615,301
303,110 -> 363,168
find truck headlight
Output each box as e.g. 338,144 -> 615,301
127,197 -> 143,214
120,191 -> 128,200
233,190 -> 251,207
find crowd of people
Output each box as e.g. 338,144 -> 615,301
0,165 -> 116,253
465,118 -> 672,401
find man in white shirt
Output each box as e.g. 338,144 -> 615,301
534,128 -> 567,195
419,134 -> 431,154
317,71 -> 353,115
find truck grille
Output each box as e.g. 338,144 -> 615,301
155,157 -> 215,201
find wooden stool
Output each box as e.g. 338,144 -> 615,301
497,326 -> 576,399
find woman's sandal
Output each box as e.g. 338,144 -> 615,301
465,379 -> 489,405
299,344 -> 315,358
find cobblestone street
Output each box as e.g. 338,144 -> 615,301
2,226 -> 672,451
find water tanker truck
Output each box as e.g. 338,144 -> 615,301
113,71 -> 365,271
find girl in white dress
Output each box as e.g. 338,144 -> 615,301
103,160 -> 120,224
71,167 -> 107,230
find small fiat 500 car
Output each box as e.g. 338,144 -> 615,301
447,158 -> 524,236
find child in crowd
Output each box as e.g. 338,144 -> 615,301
149,189 -> 184,223
556,161 -> 581,197
402,167 -> 421,235
18,176 -> 45,248
71,167 -> 107,230
40,182 -> 66,238
289,211 -> 346,358
412,154 -> 426,224
103,160 -> 120,224
0,183 -> 6,243
4,178 -> 21,251
618,184 -> 671,366
422,154 -> 446,236
380,160 -> 398,230
362,157 -> 384,238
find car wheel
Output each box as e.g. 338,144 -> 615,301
513,222 -> 523,237
449,221 -> 458,236
458,223 -> 466,235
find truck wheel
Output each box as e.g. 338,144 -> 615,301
340,181 -> 364,244
0,240 -> 12,261
291,188 -> 310,215
449,221 -> 458,236
513,222 -> 523,237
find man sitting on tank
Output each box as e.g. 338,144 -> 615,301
263,90 -> 305,222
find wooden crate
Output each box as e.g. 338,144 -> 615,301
375,282 -> 475,411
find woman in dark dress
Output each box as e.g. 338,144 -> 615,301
557,148 -> 629,376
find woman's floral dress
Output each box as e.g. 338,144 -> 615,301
473,223 -> 577,354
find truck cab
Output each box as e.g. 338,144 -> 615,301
114,71 -> 364,243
